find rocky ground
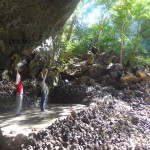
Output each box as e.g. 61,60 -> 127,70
0,79 -> 149,150
0,52 -> 150,149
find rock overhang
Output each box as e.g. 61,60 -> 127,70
0,0 -> 79,56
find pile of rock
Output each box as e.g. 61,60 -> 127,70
50,52 -> 150,104
4,93 -> 149,150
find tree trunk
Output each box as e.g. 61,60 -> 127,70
51,35 -> 60,66
98,30 -> 101,51
66,15 -> 76,41
133,20 -> 141,57
120,20 -> 126,65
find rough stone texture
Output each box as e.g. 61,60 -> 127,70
0,0 -> 79,67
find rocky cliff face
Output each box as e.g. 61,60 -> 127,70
0,0 -> 79,69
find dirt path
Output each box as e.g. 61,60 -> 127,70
0,103 -> 87,137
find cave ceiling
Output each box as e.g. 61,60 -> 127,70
0,0 -> 79,69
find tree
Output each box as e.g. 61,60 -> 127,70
60,0 -> 150,65
109,0 -> 150,65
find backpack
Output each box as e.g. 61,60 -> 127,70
36,83 -> 42,97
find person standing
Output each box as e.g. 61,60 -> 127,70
15,68 -> 23,116
38,68 -> 48,112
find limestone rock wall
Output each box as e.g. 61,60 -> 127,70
0,0 -> 79,68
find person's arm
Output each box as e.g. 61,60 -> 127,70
40,72 -> 43,77
44,69 -> 48,79
15,68 -> 20,85
16,68 -> 18,74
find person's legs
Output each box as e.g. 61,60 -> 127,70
40,92 -> 46,111
16,94 -> 23,115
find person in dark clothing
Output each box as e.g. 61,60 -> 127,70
38,68 -> 48,112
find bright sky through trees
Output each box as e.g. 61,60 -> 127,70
78,2 -> 104,26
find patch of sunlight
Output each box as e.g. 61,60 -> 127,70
34,37 -> 53,52
0,104 -> 87,136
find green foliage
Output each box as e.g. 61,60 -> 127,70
59,0 -> 150,66
61,22 -> 97,57
132,56 -> 150,66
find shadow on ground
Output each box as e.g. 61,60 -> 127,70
0,103 -> 87,137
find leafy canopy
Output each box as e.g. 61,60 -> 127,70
60,0 -> 150,65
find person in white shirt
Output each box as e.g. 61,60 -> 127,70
15,68 -> 23,115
